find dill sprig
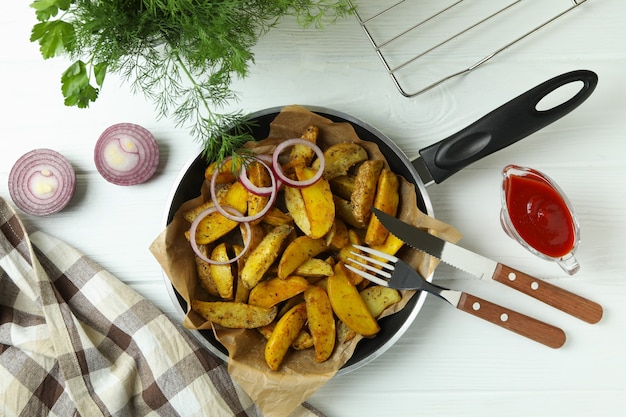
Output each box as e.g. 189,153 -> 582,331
29,0 -> 353,163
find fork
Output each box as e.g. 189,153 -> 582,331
345,245 -> 566,349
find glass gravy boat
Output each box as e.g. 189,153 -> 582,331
500,164 -> 580,275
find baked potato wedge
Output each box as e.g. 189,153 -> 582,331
193,182 -> 248,245
284,186 -> 312,236
325,218 -> 349,250
337,229 -> 365,286
296,165 -> 335,239
262,206 -> 293,226
241,224 -> 294,289
360,286 -> 402,318
333,195 -> 363,229
370,232 -> 405,257
256,321 -> 276,340
248,276 -> 310,309
191,300 -> 277,329
314,276 -> 329,291
265,302 -> 308,371
350,159 -> 384,227
204,157 -> 240,183
277,293 -> 305,318
236,223 -> 266,301
329,175 -> 356,200
184,200 -> 212,224
291,329 -> 315,350
336,320 -> 356,344
304,286 -> 336,362
327,262 -> 380,337
184,186 -> 231,223
278,235 -> 328,279
246,160 -> 272,224
289,125 -> 319,166
257,321 -> 314,351
312,142 -> 368,180
209,242 -> 235,299
294,258 -> 334,279
233,244 -> 251,303
365,169 -> 400,246
194,244 -> 219,297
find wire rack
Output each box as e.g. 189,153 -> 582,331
350,0 -> 589,97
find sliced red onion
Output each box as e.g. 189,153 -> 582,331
8,148 -> 76,216
210,157 -> 278,223
238,157 -> 275,196
272,138 -> 325,188
94,123 -> 159,186
189,206 -> 251,265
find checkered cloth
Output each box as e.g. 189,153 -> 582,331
0,198 -> 323,417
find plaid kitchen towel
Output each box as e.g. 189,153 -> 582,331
0,197 -> 324,417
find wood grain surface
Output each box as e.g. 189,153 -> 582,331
1,1 -> 624,416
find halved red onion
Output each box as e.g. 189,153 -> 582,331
210,157 -> 278,223
238,156 -> 275,196
8,148 -> 76,216
189,206 -> 252,265
271,138 -> 325,188
94,123 -> 159,186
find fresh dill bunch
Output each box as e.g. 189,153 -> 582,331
29,0 -> 353,163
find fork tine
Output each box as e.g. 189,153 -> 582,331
346,244 -> 398,287
349,251 -> 394,271
350,244 -> 421,291
343,263 -> 390,287
346,256 -> 393,278
352,244 -> 399,262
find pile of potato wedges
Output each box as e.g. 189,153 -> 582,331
185,126 -> 407,371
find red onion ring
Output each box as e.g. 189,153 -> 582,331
238,157 -> 275,196
94,123 -> 159,186
189,206 -> 252,265
271,138 -> 325,188
8,148 -> 76,216
210,157 -> 278,223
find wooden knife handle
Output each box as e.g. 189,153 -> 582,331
457,292 -> 566,349
493,264 -> 603,324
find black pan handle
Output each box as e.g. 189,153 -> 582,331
416,70 -> 598,184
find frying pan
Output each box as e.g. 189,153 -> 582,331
162,69 -> 597,375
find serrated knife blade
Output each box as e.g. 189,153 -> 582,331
371,207 -> 603,324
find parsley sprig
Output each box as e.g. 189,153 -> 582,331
29,0 -> 353,163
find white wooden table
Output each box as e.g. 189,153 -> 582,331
2,1 -> 624,416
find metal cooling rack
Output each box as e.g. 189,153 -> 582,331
350,0 -> 589,97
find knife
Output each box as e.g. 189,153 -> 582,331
371,207 -> 603,324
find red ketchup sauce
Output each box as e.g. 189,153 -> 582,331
504,173 -> 576,258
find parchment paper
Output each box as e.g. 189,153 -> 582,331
150,105 -> 462,417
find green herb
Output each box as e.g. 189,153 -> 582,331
29,0 -> 353,163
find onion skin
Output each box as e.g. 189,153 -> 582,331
8,148 -> 76,216
94,123 -> 159,186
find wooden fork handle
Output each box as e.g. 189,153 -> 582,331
492,264 -> 603,324
457,292 -> 566,349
